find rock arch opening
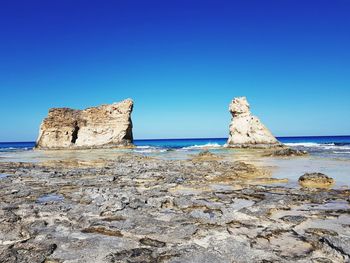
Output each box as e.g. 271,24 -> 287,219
71,123 -> 79,144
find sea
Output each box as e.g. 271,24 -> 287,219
1,136 -> 350,188
1,136 -> 350,159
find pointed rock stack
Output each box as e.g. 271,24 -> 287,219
227,97 -> 281,148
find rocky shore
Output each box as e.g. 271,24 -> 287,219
1,151 -> 350,262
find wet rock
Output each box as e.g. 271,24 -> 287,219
81,226 -> 123,237
2,210 -> 21,223
36,194 -> 64,204
139,237 -> 166,248
0,152 -> 349,262
280,215 -> 307,224
129,197 -> 147,209
192,151 -> 221,162
173,196 -> 193,209
0,242 -> 57,263
311,258 -> 334,263
306,228 -> 338,237
321,236 -> 350,257
268,147 -> 308,157
253,230 -> 313,258
101,215 -> 126,222
299,173 -> 335,188
105,248 -> 155,263
0,223 -> 30,245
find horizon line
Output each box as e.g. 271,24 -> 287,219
1,134 -> 350,144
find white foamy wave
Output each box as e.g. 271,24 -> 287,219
0,147 -> 31,152
1,147 -> 17,150
324,146 -> 350,150
182,143 -> 223,150
285,142 -> 350,150
284,142 -> 330,147
133,146 -> 167,153
135,149 -> 168,153
136,146 -> 153,149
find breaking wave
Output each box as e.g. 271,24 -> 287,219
285,142 -> 350,150
0,147 -> 31,152
181,143 -> 223,150
133,146 -> 168,153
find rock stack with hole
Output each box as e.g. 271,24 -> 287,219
35,99 -> 133,149
227,97 -> 282,148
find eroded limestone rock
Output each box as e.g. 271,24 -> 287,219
35,99 -> 133,149
0,154 -> 349,262
227,97 -> 281,148
299,173 -> 335,188
268,148 -> 308,157
191,150 -> 222,162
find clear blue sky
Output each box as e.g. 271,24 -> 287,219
1,0 -> 349,141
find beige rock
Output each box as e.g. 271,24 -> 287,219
267,148 -> 308,157
35,99 -> 133,149
298,173 -> 335,188
227,97 -> 281,148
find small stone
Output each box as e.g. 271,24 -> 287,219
81,227 -> 123,237
105,248 -> 154,263
192,150 -> 221,162
269,148 -> 308,157
280,215 -> 307,224
139,237 -> 166,247
298,173 -> 335,188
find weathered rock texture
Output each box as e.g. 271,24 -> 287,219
268,148 -> 308,157
299,172 -> 335,188
0,154 -> 349,262
35,99 -> 133,149
227,97 -> 281,147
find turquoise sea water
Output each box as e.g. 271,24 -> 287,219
1,136 -> 350,159
0,136 -> 350,159
1,136 -> 350,188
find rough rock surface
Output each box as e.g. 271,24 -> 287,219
268,148 -> 308,157
227,97 -> 281,148
299,173 -> 335,188
35,99 -> 133,149
0,153 -> 349,262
